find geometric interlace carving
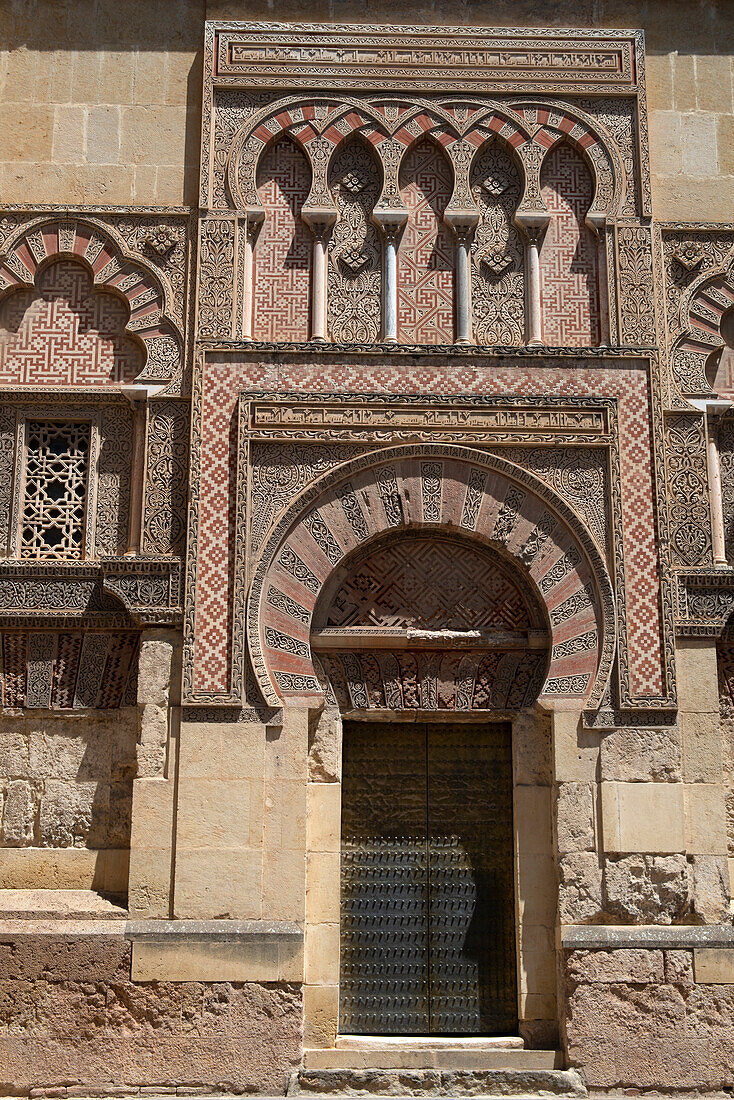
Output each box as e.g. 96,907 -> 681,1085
0,259 -> 143,386
324,536 -> 533,630
539,142 -> 600,347
21,422 -> 90,560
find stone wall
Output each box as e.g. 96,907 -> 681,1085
0,0 -> 202,205
2,1 -> 734,219
563,947 -> 734,1091
0,710 -> 138,896
0,928 -> 302,1095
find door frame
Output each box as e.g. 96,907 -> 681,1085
302,706 -> 559,1050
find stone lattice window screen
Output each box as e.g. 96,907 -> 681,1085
20,422 -> 91,560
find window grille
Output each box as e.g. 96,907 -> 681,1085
21,422 -> 90,559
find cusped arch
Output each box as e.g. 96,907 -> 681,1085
674,263 -> 734,396
228,95 -> 392,211
510,99 -> 625,221
248,445 -> 615,710
0,217 -> 182,384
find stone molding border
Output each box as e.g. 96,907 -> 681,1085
562,924 -> 734,949
247,443 -> 616,711
200,21 -> 651,218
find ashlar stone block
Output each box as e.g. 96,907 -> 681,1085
601,781 -> 685,854
1,780 -> 35,846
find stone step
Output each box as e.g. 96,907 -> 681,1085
335,1035 -> 525,1050
288,1068 -> 587,1096
302,1047 -> 561,1071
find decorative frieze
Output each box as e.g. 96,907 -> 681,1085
211,24 -> 641,94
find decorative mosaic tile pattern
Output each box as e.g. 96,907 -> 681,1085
0,260 -> 143,385
397,139 -> 454,344
191,356 -> 662,702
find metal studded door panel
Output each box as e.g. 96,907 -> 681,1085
340,722 -> 517,1035
340,725 -> 429,1033
427,725 -> 518,1035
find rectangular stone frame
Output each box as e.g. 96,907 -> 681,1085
199,22 -> 651,218
182,355 -> 678,718
7,401 -> 102,562
302,706 -> 558,1051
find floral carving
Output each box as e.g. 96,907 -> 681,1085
666,415 -> 712,567
197,218 -> 234,339
470,142 -> 525,345
617,225 -> 656,345
143,401 -> 189,557
328,139 -> 382,342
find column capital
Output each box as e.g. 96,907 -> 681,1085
302,206 -> 337,238
373,206 -> 408,241
445,208 -> 480,242
515,210 -> 550,241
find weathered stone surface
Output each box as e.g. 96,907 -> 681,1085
308,708 -> 341,784
0,724 -> 30,778
688,854 -> 729,923
1,780 -> 36,846
0,977 -> 301,1093
28,720 -> 113,781
599,726 -> 682,782
566,948 -> 664,985
513,709 -> 552,786
558,851 -> 602,924
664,949 -> 694,984
555,782 -> 595,853
0,934 -> 131,982
291,1067 -> 586,1096
0,712 -> 137,857
137,637 -> 174,708
566,975 -> 734,1089
136,705 -> 168,779
39,780 -> 109,849
604,854 -> 689,923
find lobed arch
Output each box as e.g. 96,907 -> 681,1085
673,263 -> 734,396
0,217 -> 183,384
510,99 -> 625,223
247,444 -> 615,711
227,93 -> 625,228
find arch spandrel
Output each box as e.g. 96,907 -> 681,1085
247,445 -> 615,711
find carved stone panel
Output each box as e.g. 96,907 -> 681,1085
143,400 -> 189,557
328,139 -> 382,343
666,414 -> 713,568
470,141 -> 524,345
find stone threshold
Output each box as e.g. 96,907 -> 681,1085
288,1068 -> 586,1096
303,1047 -> 561,1072
561,923 -> 734,949
334,1036 -> 525,1049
